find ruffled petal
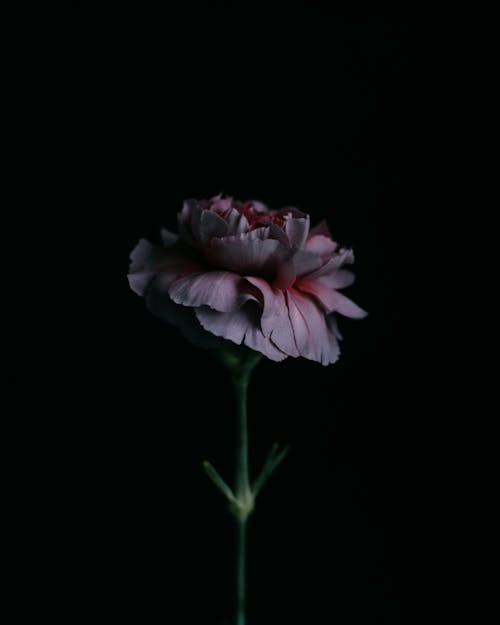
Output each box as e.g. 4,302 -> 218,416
199,209 -> 228,244
295,279 -> 340,312
208,228 -> 287,275
224,208 -> 251,235
313,269 -> 355,290
268,223 -> 290,246
203,194 -> 234,215
304,235 -> 338,256
177,199 -> 228,247
273,255 -> 297,290
169,271 -> 243,312
286,288 -> 341,365
327,291 -> 368,319
293,249 -> 323,278
305,248 -> 355,280
128,239 -> 201,296
284,213 -> 310,248
245,277 -> 299,357
195,304 -> 288,362
128,239 -> 161,295
297,279 -> 367,318
143,275 -> 226,349
160,229 -> 178,247
309,219 -> 332,238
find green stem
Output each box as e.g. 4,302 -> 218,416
236,518 -> 247,625
234,373 -> 251,502
233,370 -> 252,625
206,350 -> 289,624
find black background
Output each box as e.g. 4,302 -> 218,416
38,5 -> 438,625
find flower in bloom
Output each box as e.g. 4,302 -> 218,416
128,196 -> 367,365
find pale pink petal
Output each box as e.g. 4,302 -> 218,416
177,199 -> 228,247
293,249 -> 323,278
268,223 -> 290,246
313,269 -> 355,290
169,271 -> 243,312
297,278 -> 367,318
198,209 -> 228,244
284,214 -> 310,248
304,235 -> 338,256
273,256 -> 297,290
195,305 -> 288,362
207,194 -> 234,215
245,277 -> 299,357
128,239 -> 201,296
160,229 -> 178,247
327,291 -> 368,319
208,228 -> 287,275
286,288 -> 341,365
196,305 -> 247,344
224,208 -> 251,235
295,279 -> 340,312
243,321 -> 289,362
285,289 -> 319,361
128,239 -> 160,295
267,224 -> 298,289
305,248 -> 355,280
309,219 -> 332,239
129,239 -> 160,272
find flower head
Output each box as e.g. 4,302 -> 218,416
128,195 -> 367,365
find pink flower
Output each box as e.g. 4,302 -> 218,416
128,196 -> 367,365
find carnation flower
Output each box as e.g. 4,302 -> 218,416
128,195 -> 367,365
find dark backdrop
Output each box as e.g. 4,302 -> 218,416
49,6 -> 430,625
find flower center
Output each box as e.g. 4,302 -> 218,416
236,202 -> 285,230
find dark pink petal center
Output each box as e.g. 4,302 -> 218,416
204,195 -> 287,231
235,203 -> 286,230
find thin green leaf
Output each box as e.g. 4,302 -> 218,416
203,461 -> 237,503
252,444 -> 290,496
